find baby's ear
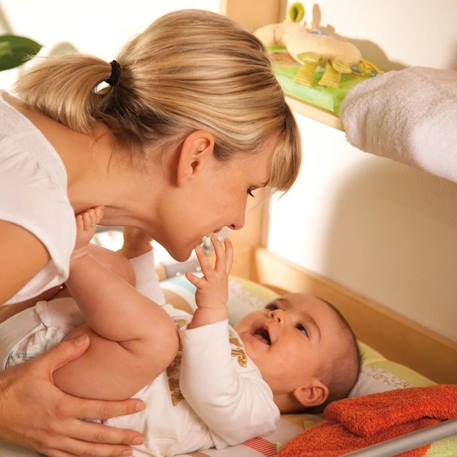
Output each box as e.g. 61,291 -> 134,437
293,380 -> 329,408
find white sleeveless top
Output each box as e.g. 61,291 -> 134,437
0,91 -> 75,304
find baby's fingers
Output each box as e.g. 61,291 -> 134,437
195,244 -> 212,277
185,271 -> 202,287
224,238 -> 234,274
212,235 -> 226,273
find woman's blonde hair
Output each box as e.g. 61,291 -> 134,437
15,10 -> 301,191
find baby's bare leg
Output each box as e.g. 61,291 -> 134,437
87,244 -> 136,285
54,209 -> 178,400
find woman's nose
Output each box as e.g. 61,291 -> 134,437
228,211 -> 246,230
229,221 -> 243,230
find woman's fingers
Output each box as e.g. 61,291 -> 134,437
61,395 -> 144,423
50,399 -> 143,455
47,434 -> 134,457
0,337 -> 143,456
64,419 -> 143,448
35,334 -> 90,372
46,451 -> 79,457
37,337 -> 144,447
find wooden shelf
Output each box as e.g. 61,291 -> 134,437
285,96 -> 344,131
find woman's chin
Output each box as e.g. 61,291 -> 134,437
166,244 -> 193,263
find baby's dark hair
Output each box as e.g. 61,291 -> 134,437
306,298 -> 362,414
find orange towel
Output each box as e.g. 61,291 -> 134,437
278,385 -> 457,457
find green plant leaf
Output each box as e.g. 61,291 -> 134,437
0,35 -> 42,71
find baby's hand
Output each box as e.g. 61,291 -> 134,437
186,235 -> 234,310
72,207 -> 104,259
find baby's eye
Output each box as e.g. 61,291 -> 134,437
296,323 -> 309,338
248,187 -> 256,197
265,302 -> 278,311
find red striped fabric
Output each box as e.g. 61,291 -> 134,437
243,437 -> 277,456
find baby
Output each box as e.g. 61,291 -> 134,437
0,208 -> 360,456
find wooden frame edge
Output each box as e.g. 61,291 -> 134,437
222,0 -> 287,32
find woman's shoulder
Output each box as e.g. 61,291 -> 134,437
0,92 -> 68,192
0,134 -> 75,252
0,91 -> 34,137
0,96 -> 76,303
0,128 -> 69,204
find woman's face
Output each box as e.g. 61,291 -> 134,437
155,138 -> 277,261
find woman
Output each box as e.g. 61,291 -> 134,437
0,9 -> 301,457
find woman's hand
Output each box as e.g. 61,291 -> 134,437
0,334 -> 144,457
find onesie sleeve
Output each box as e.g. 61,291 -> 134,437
129,249 -> 166,305
129,249 -> 191,321
179,321 -> 280,447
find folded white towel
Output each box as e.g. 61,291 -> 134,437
341,66 -> 457,183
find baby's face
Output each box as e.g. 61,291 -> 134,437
234,293 -> 345,395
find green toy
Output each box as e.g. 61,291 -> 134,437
254,2 -> 382,89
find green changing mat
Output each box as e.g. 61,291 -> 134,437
269,46 -> 374,115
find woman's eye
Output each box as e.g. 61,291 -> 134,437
296,323 -> 309,337
265,302 -> 278,311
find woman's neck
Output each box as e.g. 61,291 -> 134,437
63,127 -> 163,230
4,93 -> 163,228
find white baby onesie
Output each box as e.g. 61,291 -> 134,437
108,251 -> 280,456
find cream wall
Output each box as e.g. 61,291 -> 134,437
268,0 -> 457,342
0,1 -> 219,90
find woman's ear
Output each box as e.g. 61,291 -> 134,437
293,380 -> 329,408
175,130 -> 215,186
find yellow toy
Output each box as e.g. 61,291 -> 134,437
254,3 -> 382,88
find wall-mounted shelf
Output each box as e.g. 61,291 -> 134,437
285,96 -> 344,131
222,1 -> 346,132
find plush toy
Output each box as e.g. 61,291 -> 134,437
254,3 -> 382,88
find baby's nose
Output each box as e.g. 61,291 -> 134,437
268,309 -> 286,323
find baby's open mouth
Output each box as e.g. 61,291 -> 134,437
253,326 -> 271,346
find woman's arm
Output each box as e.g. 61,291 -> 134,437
0,221 -> 50,305
0,220 -> 146,455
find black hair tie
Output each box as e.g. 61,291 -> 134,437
105,60 -> 121,86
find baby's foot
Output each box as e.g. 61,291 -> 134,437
73,207 -> 104,257
120,227 -> 153,259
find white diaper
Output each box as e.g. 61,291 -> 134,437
0,298 -> 84,370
